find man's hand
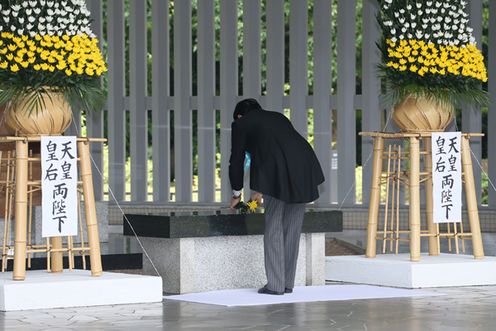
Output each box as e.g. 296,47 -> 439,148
230,196 -> 241,209
251,192 -> 263,205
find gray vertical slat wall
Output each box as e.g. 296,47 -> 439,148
129,0 -> 148,201
312,0 -> 332,205
107,0 -> 126,201
174,0 -> 193,202
151,0 -> 170,202
242,0 -> 261,199
197,0 -> 216,202
465,0 -> 483,202
361,0 -> 381,205
95,0 -> 494,209
220,0 -> 238,202
336,0 -> 357,206
266,0 -> 284,113
86,0 -> 104,201
489,0 -> 496,208
289,0 -> 308,137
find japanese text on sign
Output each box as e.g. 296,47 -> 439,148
41,136 -> 78,237
432,132 -> 462,223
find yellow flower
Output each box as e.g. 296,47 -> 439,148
56,61 -> 67,70
33,64 -> 41,71
7,44 -> 16,52
0,61 -> 8,69
10,64 -> 19,72
65,69 -> 72,76
410,65 -> 418,73
247,200 -> 258,212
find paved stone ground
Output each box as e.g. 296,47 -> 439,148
1,284 -> 496,330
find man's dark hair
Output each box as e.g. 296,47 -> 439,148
233,98 -> 262,120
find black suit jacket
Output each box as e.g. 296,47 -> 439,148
229,109 -> 325,203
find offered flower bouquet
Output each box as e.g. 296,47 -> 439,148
234,200 -> 259,214
379,0 -> 488,109
0,0 -> 106,116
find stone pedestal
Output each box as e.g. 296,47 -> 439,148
0,270 -> 162,311
326,253 -> 496,288
142,233 -> 325,294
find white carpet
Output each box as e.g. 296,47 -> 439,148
164,285 -> 443,307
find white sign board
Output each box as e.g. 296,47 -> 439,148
432,132 -> 462,223
41,136 -> 78,237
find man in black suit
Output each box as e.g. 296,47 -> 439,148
229,98 -> 325,295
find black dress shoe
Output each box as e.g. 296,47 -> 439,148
258,285 -> 284,295
285,288 -> 293,294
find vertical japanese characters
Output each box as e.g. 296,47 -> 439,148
432,132 -> 462,223
41,136 -> 78,237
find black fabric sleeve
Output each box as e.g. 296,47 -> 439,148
229,121 -> 246,191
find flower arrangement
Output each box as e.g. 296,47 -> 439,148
379,0 -> 488,108
0,0 -> 106,115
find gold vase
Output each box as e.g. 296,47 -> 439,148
392,96 -> 454,132
4,91 -> 73,136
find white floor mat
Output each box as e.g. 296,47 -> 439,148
164,284 -> 443,307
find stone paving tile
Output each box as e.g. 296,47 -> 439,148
1,286 -> 496,330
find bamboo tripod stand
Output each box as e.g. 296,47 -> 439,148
0,136 -> 105,280
360,132 -> 485,262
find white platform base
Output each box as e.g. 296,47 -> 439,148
326,253 -> 496,288
0,270 -> 163,311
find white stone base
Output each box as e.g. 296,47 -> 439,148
142,233 -> 325,294
0,270 -> 162,311
326,253 -> 496,288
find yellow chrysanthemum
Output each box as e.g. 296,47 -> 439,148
0,33 -> 107,77
247,200 -> 258,212
385,39 -> 488,82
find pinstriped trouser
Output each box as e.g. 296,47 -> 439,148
263,195 -> 306,293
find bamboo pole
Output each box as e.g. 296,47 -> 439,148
366,137 -> 384,258
13,140 -> 28,280
27,150 -> 33,269
409,137 -> 421,262
395,145 -> 402,254
447,223 -> 452,252
78,141 -> 102,276
389,145 -> 397,253
50,237 -> 63,272
382,145 -> 392,254
423,136 -> 439,255
461,136 -> 484,259
1,151 -> 8,272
